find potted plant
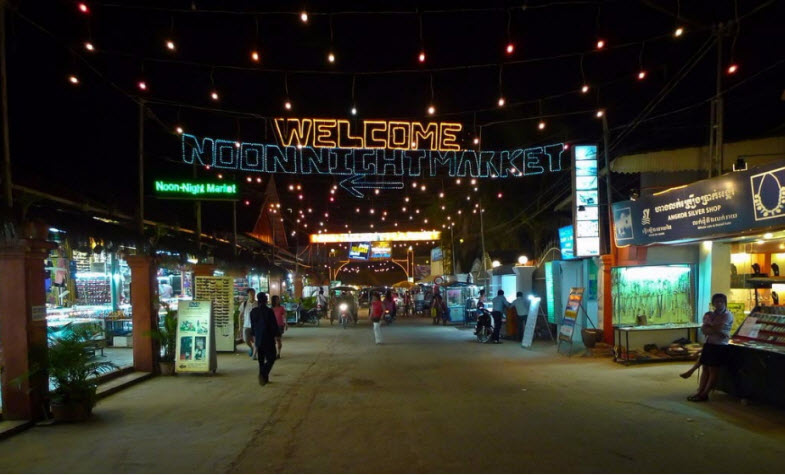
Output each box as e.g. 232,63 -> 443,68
47,323 -> 117,422
147,302 -> 178,375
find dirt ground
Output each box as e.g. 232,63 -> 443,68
1,317 -> 784,473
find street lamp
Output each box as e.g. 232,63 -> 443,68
517,255 -> 528,265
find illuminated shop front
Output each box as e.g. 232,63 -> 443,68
610,161 -> 785,392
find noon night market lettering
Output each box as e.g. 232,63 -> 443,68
155,180 -> 237,196
181,134 -> 565,178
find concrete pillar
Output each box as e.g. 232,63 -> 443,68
599,254 -> 614,344
126,255 -> 158,373
0,238 -> 55,420
698,241 -> 731,317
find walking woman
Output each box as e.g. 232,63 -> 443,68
370,292 -> 384,344
271,295 -> 288,359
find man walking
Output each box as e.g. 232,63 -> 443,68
511,291 -> 528,341
491,290 -> 511,344
250,292 -> 281,386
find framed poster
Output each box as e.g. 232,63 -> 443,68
175,300 -> 217,373
559,287 -> 584,342
194,276 -> 235,352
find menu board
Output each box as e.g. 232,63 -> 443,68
194,276 -> 235,352
559,287 -> 584,342
175,300 -> 216,373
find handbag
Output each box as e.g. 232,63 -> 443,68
430,306 -> 437,318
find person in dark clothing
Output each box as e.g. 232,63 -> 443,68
250,292 -> 281,386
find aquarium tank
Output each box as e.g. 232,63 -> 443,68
611,264 -> 694,326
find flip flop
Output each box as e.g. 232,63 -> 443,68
687,394 -> 708,402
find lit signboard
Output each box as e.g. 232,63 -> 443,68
369,241 -> 392,259
431,247 -> 443,262
311,231 -> 441,244
558,225 -> 575,259
572,145 -> 600,256
154,180 -> 237,200
349,243 -> 370,260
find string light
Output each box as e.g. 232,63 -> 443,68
351,106 -> 357,115
581,84 -> 590,94
674,27 -> 684,37
284,100 -> 292,110
84,42 -> 95,52
68,75 -> 79,85
246,176 -> 252,183
210,90 -> 219,101
506,43 -> 514,54
77,3 -> 89,14
538,121 -> 546,130
300,11 -> 308,23
596,109 -> 605,118
596,39 -> 606,49
137,80 -> 148,91
427,105 -> 436,115
251,51 -> 260,62
497,97 -> 506,107
727,64 -> 739,74
175,126 -> 184,134
637,70 -> 647,80
165,40 -> 176,51
328,52 -> 336,63
418,51 -> 426,63
473,137 -> 480,145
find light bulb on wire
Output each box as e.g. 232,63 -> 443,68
637,70 -> 647,80
68,75 -> 79,85
251,50 -> 260,63
498,97 -> 506,107
175,126 -> 184,134
84,42 -> 95,52
596,109 -> 605,118
165,40 -> 176,51
137,81 -> 148,91
284,100 -> 292,110
506,43 -> 514,54
351,106 -> 357,116
427,105 -> 436,115
727,64 -> 739,75
596,39 -> 606,49
328,52 -> 336,63
300,11 -> 308,23
210,91 -> 219,101
538,121 -> 546,130
77,3 -> 89,14
418,51 -> 426,63
581,84 -> 590,94
674,27 -> 684,37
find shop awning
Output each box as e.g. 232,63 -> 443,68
612,136 -> 785,174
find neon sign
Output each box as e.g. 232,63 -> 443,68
182,134 -> 565,179
154,180 -> 237,200
311,231 -> 441,244
273,118 -> 462,151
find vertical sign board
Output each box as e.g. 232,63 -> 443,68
175,300 -> 217,373
573,145 -> 601,257
559,287 -> 585,343
194,276 -> 235,352
521,297 -> 541,349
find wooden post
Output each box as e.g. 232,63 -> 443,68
0,238 -> 55,420
126,255 -> 158,373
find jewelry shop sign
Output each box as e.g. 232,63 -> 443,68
612,161 -> 785,246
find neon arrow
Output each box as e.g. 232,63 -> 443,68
339,175 -> 404,198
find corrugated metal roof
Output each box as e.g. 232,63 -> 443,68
612,136 -> 785,174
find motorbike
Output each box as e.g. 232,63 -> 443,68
474,307 -> 493,343
338,302 -> 353,328
297,306 -> 321,326
383,308 -> 394,325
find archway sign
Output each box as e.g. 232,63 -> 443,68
181,117 -> 566,198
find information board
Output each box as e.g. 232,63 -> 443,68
194,276 -> 235,352
175,300 -> 217,373
521,297 -> 541,349
559,287 -> 584,342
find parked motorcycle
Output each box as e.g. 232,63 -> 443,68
297,307 -> 321,326
474,308 -> 493,343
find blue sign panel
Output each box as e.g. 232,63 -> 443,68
612,161 -> 785,246
349,243 -> 370,260
559,225 -> 575,259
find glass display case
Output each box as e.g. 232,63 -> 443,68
443,283 -> 480,324
611,264 -> 695,326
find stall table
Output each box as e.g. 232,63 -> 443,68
613,323 -> 701,365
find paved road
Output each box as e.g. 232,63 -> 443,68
1,317 -> 785,473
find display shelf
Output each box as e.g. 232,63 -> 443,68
733,312 -> 785,348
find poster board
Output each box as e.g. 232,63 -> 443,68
521,297 -> 541,349
194,276 -> 235,352
175,300 -> 217,374
559,287 -> 584,342
727,302 -> 746,335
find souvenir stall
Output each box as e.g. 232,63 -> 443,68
441,281 -> 480,324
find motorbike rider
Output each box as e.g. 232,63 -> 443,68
430,292 -> 448,325
383,290 -> 397,324
316,289 -> 328,317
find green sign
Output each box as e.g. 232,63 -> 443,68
154,180 -> 237,200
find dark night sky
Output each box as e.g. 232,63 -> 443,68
4,0 -> 785,256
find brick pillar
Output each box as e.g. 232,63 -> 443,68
126,255 -> 158,373
0,239 -> 55,421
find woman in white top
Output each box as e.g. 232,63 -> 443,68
238,288 -> 257,359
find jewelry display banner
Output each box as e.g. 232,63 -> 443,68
175,300 -> 216,373
194,276 -> 235,352
612,160 -> 785,247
